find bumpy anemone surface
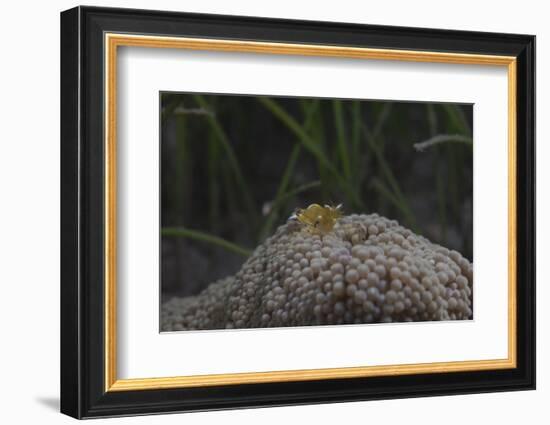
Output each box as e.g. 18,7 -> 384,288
162,214 -> 473,331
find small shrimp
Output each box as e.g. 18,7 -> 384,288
289,203 -> 343,235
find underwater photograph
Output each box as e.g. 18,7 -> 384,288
159,93 -> 473,332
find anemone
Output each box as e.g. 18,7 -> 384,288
162,213 -> 473,331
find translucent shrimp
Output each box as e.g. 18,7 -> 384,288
289,203 -> 343,235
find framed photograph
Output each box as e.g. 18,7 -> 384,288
60,6 -> 535,419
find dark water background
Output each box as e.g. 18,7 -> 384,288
160,93 -> 473,301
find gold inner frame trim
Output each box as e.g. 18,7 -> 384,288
104,33 -> 518,392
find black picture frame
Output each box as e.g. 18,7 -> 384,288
61,5 -> 535,419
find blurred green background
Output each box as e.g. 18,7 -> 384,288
160,93 -> 473,300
